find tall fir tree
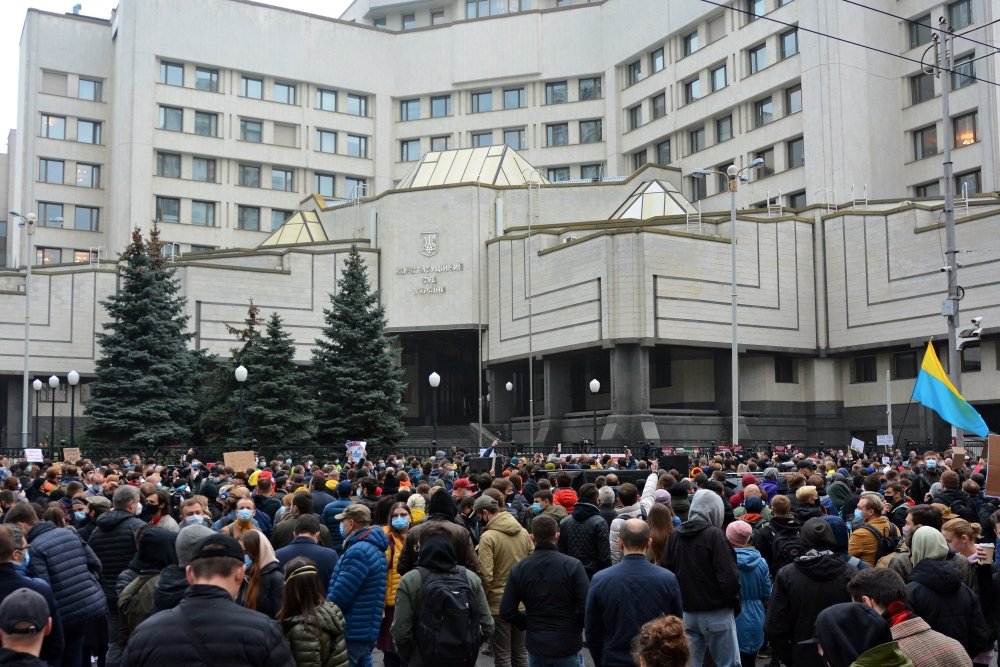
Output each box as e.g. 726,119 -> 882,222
312,245 -> 406,447
85,227 -> 202,447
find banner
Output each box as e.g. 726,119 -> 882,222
876,434 -> 894,448
850,438 -> 865,453
986,435 -> 1000,497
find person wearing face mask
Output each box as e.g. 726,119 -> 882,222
221,498 -> 261,540
848,493 -> 901,567
237,530 -> 284,619
377,503 -> 411,667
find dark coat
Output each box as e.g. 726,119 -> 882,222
557,503 -> 611,578
271,514 -> 333,550
661,520 -> 739,613
397,514 -> 480,576
326,526 -> 389,642
311,490 -> 336,515
321,498 -> 354,554
275,536 -> 339,587
907,559 -> 991,658
151,564 -> 188,613
756,514 -> 803,576
253,495 -> 283,521
597,503 -> 617,526
121,584 -> 294,666
0,563 -> 65,662
764,550 -> 855,666
26,521 -> 107,625
239,560 -> 284,619
88,509 -> 145,602
500,544 -> 589,657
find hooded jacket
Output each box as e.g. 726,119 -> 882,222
558,502 -> 611,578
552,486 -> 578,514
117,527 -> 177,643
88,509 -> 145,602
734,547 -> 771,654
326,525 -> 390,642
477,510 -> 534,614
661,490 -> 739,613
764,549 -> 855,665
755,514 -> 802,576
826,481 -> 854,516
397,491 -> 480,576
906,559 -> 990,658
281,601 -> 349,667
813,603 -> 910,667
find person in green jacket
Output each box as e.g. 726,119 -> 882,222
278,557 -> 349,667
813,602 -> 913,667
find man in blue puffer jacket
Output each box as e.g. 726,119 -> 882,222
327,504 -> 388,667
322,481 -> 355,555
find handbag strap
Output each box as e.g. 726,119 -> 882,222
176,608 -> 214,665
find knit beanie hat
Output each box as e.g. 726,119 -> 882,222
653,489 -> 671,505
175,524 -> 215,566
726,520 -> 753,548
743,496 -> 765,513
800,517 -> 836,550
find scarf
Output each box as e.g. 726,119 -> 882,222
885,601 -> 915,627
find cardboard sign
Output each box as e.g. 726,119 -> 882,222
850,438 -> 865,453
24,449 -> 43,463
986,435 -> 1000,497
345,441 -> 367,462
62,447 -> 81,463
223,450 -> 257,472
773,444 -> 787,454
951,446 -> 966,471
882,456 -> 891,465
877,434 -> 894,448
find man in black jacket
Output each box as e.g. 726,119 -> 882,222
397,490 -> 479,575
0,525 -> 64,664
121,534 -> 294,667
557,484 -> 611,579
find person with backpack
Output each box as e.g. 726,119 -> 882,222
755,495 -> 803,577
931,471 -> 978,524
849,493 -> 901,567
391,534 -> 493,667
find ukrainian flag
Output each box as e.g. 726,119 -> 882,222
912,342 -> 990,437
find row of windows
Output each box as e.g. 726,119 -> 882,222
374,8 -> 446,28
397,118 -> 603,161
400,80 -> 601,122
852,343 -> 984,384
911,110 -> 978,161
908,1 -> 974,49
40,70 -> 103,102
688,136 -> 804,200
39,114 -> 102,144
34,247 -> 103,266
37,159 -> 101,188
910,54 -> 975,105
914,169 -> 982,198
31,202 -> 99,231
158,60 -> 371,116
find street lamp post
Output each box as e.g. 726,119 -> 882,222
691,159 -> 764,448
48,375 -> 59,452
505,381 -> 513,442
589,379 -> 600,447
32,379 -> 42,446
235,365 -> 248,448
67,370 -> 80,449
428,372 -> 441,445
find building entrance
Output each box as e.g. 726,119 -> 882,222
398,330 -> 481,426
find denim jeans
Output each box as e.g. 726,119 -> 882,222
527,651 -> 580,667
346,639 -> 375,667
684,608 -> 740,667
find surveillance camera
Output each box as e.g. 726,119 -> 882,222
940,266 -> 952,273
971,316 -> 983,326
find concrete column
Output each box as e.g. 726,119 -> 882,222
486,368 -> 517,427
544,357 -> 573,419
610,344 -> 650,414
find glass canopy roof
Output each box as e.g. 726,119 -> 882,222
395,145 -> 548,189
258,210 -> 329,247
610,179 -> 697,219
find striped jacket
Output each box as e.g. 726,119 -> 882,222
891,616 -> 972,667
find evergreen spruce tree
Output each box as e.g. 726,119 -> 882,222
312,245 -> 406,447
85,227 -> 202,447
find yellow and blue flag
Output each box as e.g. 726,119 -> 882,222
912,342 -> 990,437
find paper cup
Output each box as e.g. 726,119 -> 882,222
978,543 -> 995,565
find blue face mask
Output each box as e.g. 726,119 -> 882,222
531,503 -> 542,513
236,508 -> 254,522
176,485 -> 188,493
244,555 -> 253,569
92,484 -> 103,493
854,508 -> 864,523
339,522 -> 348,538
22,551 -> 30,569
74,511 -> 87,522
391,517 -> 410,532
926,460 -> 937,469
185,515 -> 203,525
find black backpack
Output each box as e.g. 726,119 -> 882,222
860,522 -> 901,561
770,530 -> 804,572
416,566 -> 482,667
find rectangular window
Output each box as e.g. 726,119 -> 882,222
273,123 -> 297,148
314,173 -> 335,197
274,81 -> 296,105
345,177 -> 367,198
949,0 -> 972,30
689,127 -> 705,153
401,99 -> 421,121
683,31 -> 699,56
580,119 -> 602,143
192,157 -> 216,183
786,84 -> 802,114
471,91 -> 493,113
657,139 -> 671,164
749,43 -> 767,74
546,123 -> 568,146
374,16 -> 386,27
690,176 -> 706,200
911,72 -> 934,105
239,163 -> 261,188
628,104 -> 643,130
909,14 -> 932,48
913,125 -> 938,160
431,95 -> 452,117
39,158 -> 64,184
78,78 -> 101,101
787,136 -> 805,168
853,355 -> 877,383
40,114 -> 65,139
156,152 -> 181,178
159,105 -> 183,132
316,129 -> 336,153
781,29 -> 798,58
632,150 -> 648,171
74,206 -> 99,231
316,88 -> 337,111
402,14 -> 416,29
37,202 -> 63,226
711,65 -> 727,92
160,61 -> 183,86
77,120 -> 101,144
41,71 -> 67,95
893,351 -> 918,380
579,77 -> 602,101
955,170 -> 981,196
716,115 -> 733,142
272,168 -> 293,191
545,81 -> 568,105
76,163 -> 99,188
774,356 -> 796,383
755,147 -> 775,176
503,88 -> 524,109
155,196 -> 180,223
347,94 -> 368,116
651,48 -> 664,73
961,345 -> 981,372
74,250 -> 98,264
241,76 -> 263,99
191,201 -> 216,227
953,111 -> 977,147
401,139 -> 421,162
503,128 -> 525,150
346,134 -> 368,158
652,93 -> 666,119
35,248 -> 62,266
684,78 -> 701,104
628,60 -> 642,85
581,164 -> 603,180
431,135 -> 451,151
754,97 -> 773,127
952,54 -> 975,89
431,10 -> 445,25
195,67 -> 219,92
237,206 -> 261,231
915,181 -> 941,197
240,119 -> 262,143
194,111 -> 218,137
747,0 -> 765,21
547,167 -> 570,182
472,131 -> 493,147
788,191 -> 807,208
271,209 -> 291,231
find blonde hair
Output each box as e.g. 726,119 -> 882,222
795,485 -> 817,503
943,517 -> 981,541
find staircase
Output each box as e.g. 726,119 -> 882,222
398,425 -> 474,449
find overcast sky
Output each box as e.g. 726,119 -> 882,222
0,0 -> 354,153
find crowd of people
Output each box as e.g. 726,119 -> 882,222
0,444 -> 994,667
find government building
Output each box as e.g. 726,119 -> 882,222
0,0 -> 998,450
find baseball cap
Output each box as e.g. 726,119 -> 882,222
85,496 -> 111,511
0,588 -> 49,635
334,504 -> 371,523
472,496 -> 499,513
188,534 -> 245,563
453,478 -> 472,490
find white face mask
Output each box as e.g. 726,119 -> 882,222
134,502 -> 143,516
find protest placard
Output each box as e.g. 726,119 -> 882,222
24,449 -> 43,463
223,450 -> 256,472
62,447 -> 81,463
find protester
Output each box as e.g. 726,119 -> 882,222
377,502 -> 410,667
116,526 -> 176,645
238,529 -> 284,618
274,514 -> 339,589
0,526 -> 64,664
557,483 -> 611,579
726,521 -> 770,667
812,603 -> 913,667
0,588 -> 54,667
630,615 -> 690,667
397,490 -> 479,576
278,557 -> 349,667
849,493 -> 900,567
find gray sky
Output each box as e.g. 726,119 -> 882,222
1,0 -> 354,153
